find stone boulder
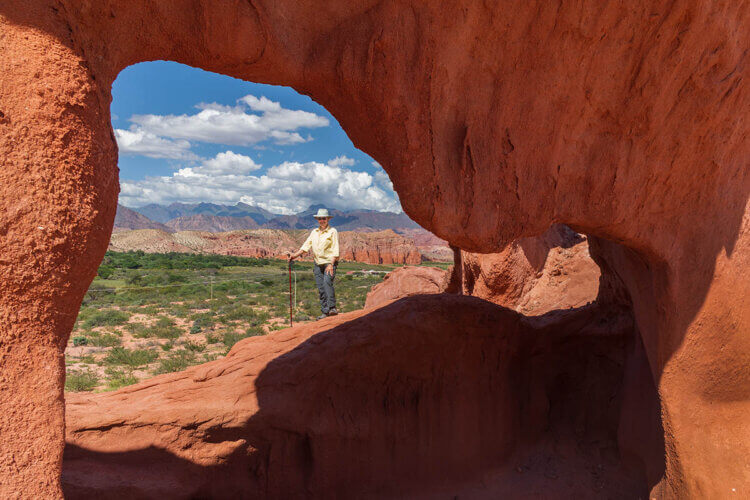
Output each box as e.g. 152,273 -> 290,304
364,266 -> 449,309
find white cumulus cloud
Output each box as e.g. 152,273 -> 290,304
119,155 -> 402,215
123,95 -> 329,149
114,128 -> 198,160
193,151 -> 261,175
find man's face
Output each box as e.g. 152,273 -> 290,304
318,217 -> 330,230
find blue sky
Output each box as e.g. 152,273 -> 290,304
112,61 -> 399,214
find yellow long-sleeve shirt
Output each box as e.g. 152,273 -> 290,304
300,226 -> 340,265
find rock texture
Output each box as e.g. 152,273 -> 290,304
338,230 -> 422,265
1,1 -> 748,498
364,266 -> 450,309
397,228 -> 454,262
458,225 -> 601,316
64,295 -> 647,499
109,228 -> 422,265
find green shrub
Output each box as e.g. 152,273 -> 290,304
89,333 -> 122,347
103,347 -> 157,367
221,331 -> 246,349
72,336 -> 88,347
154,349 -> 196,374
124,322 -> 149,338
220,305 -> 258,322
77,354 -> 97,365
190,315 -> 214,334
104,367 -> 138,390
161,341 -> 174,351
66,369 -> 99,392
184,341 -> 206,352
205,332 -> 221,344
150,317 -> 181,339
82,309 -> 130,329
97,265 -> 115,279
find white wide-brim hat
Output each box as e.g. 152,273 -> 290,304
313,208 -> 332,219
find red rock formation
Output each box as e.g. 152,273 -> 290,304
64,295 -> 647,499
109,228 -> 422,265
338,230 -> 422,265
458,225 -> 601,315
0,1 -> 747,498
364,266 -> 449,309
396,228 -> 454,262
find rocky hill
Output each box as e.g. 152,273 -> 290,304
164,214 -> 261,232
134,201 -> 278,225
109,228 -> 423,265
113,205 -> 171,232
116,202 -> 421,232
113,204 -> 450,261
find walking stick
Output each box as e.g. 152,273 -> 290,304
288,260 -> 294,327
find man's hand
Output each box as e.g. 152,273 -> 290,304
325,264 -> 334,276
287,251 -> 298,262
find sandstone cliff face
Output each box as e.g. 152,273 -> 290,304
1,1 -> 748,498
109,228 -> 422,265
338,229 -> 422,265
458,225 -> 601,316
396,228 -> 453,262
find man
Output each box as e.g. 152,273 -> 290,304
288,208 -> 340,320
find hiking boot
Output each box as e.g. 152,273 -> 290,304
327,308 -> 338,316
317,314 -> 328,320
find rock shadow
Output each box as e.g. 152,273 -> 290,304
64,294 -> 661,498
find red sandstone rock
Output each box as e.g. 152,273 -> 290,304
458,225 -> 601,316
64,295 -> 646,499
109,228 -> 422,265
396,228 -> 453,262
338,230 -> 422,265
0,1 -> 748,498
364,266 -> 449,309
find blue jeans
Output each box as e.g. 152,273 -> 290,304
313,263 -> 337,314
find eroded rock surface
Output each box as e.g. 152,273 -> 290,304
364,266 -> 450,309
458,225 -> 601,315
64,295 -> 648,499
0,0 -> 748,497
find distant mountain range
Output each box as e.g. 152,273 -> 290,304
113,202 -> 452,262
115,202 -> 421,233
135,202 -> 277,225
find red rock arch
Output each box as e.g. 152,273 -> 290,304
0,1 -> 747,497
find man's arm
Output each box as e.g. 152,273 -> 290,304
288,249 -> 306,260
289,232 -> 314,261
